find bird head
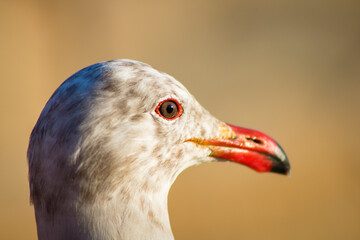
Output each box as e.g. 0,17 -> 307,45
28,59 -> 289,223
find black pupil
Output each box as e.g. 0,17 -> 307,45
160,101 -> 178,119
166,104 -> 174,113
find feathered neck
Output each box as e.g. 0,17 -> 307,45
34,181 -> 175,240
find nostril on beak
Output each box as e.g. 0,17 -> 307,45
246,137 -> 263,145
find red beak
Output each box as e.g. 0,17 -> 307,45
190,123 -> 290,175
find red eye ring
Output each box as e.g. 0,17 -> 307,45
155,98 -> 183,120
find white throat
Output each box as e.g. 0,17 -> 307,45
35,184 -> 174,240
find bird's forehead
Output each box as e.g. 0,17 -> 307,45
58,59 -> 189,103
103,60 -> 191,108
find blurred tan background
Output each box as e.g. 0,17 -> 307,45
1,0 -> 360,239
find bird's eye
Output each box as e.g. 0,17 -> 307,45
155,98 -> 183,120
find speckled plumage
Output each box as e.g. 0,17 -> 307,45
28,59 -> 290,240
28,59 -> 228,240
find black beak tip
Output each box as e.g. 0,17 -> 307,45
269,143 -> 290,175
270,156 -> 290,175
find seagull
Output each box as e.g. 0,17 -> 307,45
27,59 -> 290,240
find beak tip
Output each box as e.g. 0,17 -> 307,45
270,156 -> 290,175
269,142 -> 290,175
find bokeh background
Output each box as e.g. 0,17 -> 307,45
1,0 -> 359,239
